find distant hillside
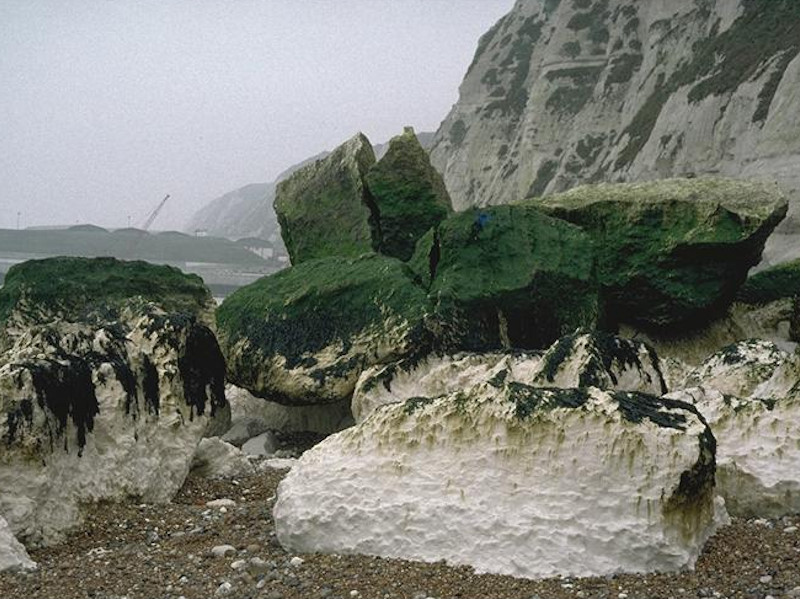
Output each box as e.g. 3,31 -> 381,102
184,133 -> 434,242
0,228 -> 266,266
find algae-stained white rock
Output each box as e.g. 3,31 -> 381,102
353,332 -> 666,423
352,351 -> 542,423
0,515 -> 35,573
667,387 -> 800,518
276,384 -> 721,579
680,339 -> 798,398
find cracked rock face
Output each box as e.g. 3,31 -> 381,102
430,0 -> 800,268
0,258 -> 228,546
353,332 -> 667,423
275,383 -> 722,579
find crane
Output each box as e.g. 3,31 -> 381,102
126,194 -> 170,258
141,194 -> 170,231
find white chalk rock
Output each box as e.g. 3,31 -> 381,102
352,332 -> 666,423
276,383 -> 722,579
680,340 -> 797,398
192,438 -> 254,478
667,386 -> 800,517
0,309 -> 229,547
223,385 -> 352,445
0,514 -> 36,573
352,351 -> 541,423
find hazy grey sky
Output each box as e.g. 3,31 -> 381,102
0,0 -> 513,231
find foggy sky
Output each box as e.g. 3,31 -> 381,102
0,0 -> 513,231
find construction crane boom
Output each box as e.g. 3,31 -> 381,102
141,194 -> 170,231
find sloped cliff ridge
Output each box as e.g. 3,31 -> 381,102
0,257 -> 228,546
430,0 -> 800,267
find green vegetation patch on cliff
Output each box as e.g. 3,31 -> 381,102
531,178 -> 788,331
274,133 -> 377,264
216,254 -> 432,372
617,1 -> 800,169
0,257 -> 210,326
365,128 -> 452,262
409,204 -> 600,351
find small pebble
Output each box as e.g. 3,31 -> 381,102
784,526 -> 798,534
215,581 -> 233,596
206,498 -> 236,509
230,559 -> 246,570
760,575 -> 774,584
289,556 -> 305,567
211,544 -> 237,558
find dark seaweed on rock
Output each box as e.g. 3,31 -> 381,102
178,325 -> 226,419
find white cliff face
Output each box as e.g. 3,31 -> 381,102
0,515 -> 35,574
668,387 -> 800,518
0,307 -> 229,547
276,384 -> 723,579
353,332 -> 666,423
430,0 -> 800,267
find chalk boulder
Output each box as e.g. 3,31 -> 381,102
276,383 -> 722,579
0,258 -> 228,546
0,515 -> 35,573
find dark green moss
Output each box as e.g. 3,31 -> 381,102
611,391 -> 689,431
605,53 -> 643,89
483,17 -> 543,118
0,257 -> 210,327
543,0 -> 561,16
509,383 -> 590,420
218,254 -> 432,373
403,396 -> 435,415
366,128 -> 452,262
409,204 -> 599,352
449,120 -> 468,147
561,41 -> 582,58
737,259 -> 800,305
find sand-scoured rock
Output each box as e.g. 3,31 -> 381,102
276,383 -> 723,579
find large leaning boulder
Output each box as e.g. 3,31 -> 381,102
353,331 -> 667,423
217,254 -> 432,406
532,178 -> 788,331
275,383 -> 722,579
365,127 -> 452,261
274,133 -> 377,264
410,203 -> 600,351
0,257 -> 228,546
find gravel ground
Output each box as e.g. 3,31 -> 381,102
1,464 -> 799,599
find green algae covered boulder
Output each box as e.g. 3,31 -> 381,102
410,204 -> 600,351
216,254 -> 433,406
531,178 -> 788,331
0,256 -> 213,332
274,133 -> 377,264
366,127 -> 452,261
738,259 -> 800,306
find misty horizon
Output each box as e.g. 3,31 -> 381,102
1,0 -> 513,232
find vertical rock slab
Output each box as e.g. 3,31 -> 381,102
365,127 -> 452,261
275,384 -> 722,579
274,133 -> 377,264
532,178 -> 788,330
